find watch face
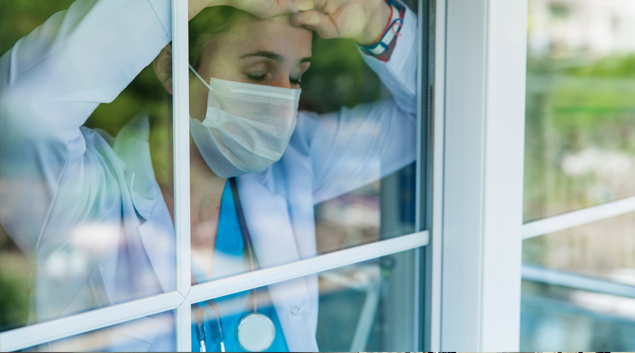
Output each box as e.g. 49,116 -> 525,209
236,313 -> 276,352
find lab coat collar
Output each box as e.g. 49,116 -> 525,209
235,173 -> 319,351
138,218 -> 175,293
112,115 -> 158,220
113,115 -> 175,293
235,173 -> 300,268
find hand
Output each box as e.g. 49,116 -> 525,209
290,0 -> 391,45
190,0 -> 315,20
189,0 -> 215,20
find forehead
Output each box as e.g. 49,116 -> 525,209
223,15 -> 313,60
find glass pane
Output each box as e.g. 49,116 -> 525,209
521,280 -> 635,351
0,0 -> 175,331
20,311 -> 175,352
523,212 -> 635,279
187,0 -> 419,281
190,249 -> 418,352
522,212 -> 635,350
525,0 -> 635,222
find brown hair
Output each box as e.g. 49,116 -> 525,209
188,6 -> 254,70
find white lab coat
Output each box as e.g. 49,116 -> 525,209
0,0 -> 418,351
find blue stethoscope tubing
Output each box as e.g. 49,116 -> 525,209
194,178 -> 271,352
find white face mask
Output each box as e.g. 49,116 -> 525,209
189,65 -> 301,178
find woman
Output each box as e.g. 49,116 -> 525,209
0,0 -> 417,350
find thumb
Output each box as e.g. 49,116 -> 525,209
227,0 -> 314,18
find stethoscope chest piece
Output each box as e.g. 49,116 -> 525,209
236,313 -> 276,352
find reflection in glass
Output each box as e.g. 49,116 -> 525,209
521,280 -> 635,351
0,0 -> 174,331
522,212 -> 635,350
525,0 -> 635,221
523,212 -> 635,280
2,0 -> 421,349
315,164 -> 416,255
305,28 -> 417,255
191,250 -> 418,352
0,224 -> 29,331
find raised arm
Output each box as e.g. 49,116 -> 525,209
0,0 -> 316,254
0,0 -> 176,254
291,0 -> 418,203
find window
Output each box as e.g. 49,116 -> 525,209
434,0 -> 527,350
0,0 -> 431,351
522,0 -> 635,350
0,0 -> 176,329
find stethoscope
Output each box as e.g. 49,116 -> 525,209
194,178 -> 276,352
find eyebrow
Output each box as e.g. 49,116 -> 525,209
240,50 -> 312,64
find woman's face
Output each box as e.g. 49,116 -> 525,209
190,15 -> 313,121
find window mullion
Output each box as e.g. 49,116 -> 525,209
186,231 -> 429,304
171,0 -> 192,351
523,195 -> 635,239
0,292 -> 184,352
522,264 -> 635,298
440,0 -> 526,350
427,0 -> 447,351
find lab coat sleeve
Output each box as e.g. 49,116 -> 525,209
308,6 -> 418,204
0,0 -> 171,253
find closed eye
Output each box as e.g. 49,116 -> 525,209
247,74 -> 268,83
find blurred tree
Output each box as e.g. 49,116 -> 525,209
525,53 -> 635,222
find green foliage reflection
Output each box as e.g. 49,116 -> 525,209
525,53 -> 635,222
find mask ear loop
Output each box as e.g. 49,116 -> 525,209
189,64 -> 214,91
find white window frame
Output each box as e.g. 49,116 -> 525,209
430,0 -> 635,351
430,0 -> 528,351
432,0 -> 635,351
0,232 -> 428,352
0,0 -> 431,351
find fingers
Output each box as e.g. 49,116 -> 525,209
290,10 -> 320,26
189,0 -> 217,20
260,0 -> 314,17
292,0 -> 316,12
290,10 -> 339,38
226,0 -> 314,19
